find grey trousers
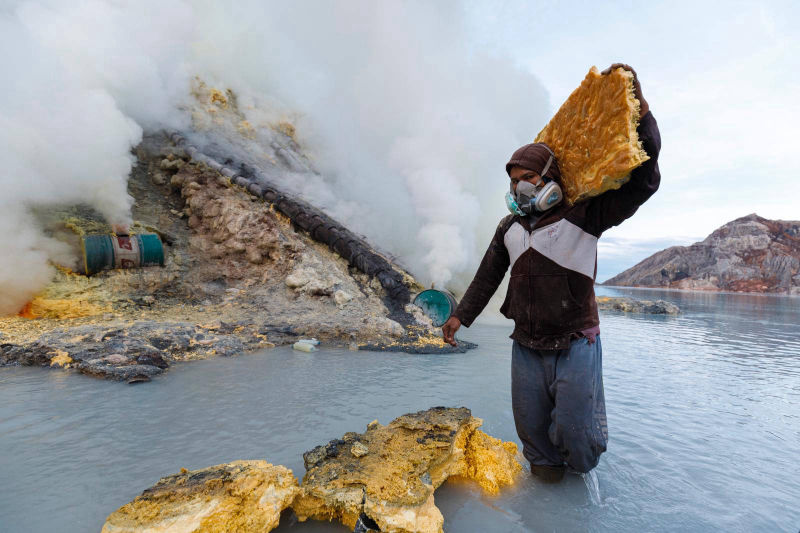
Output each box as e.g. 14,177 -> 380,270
511,336 -> 608,473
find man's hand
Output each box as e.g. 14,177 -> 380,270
442,316 -> 461,347
602,63 -> 649,117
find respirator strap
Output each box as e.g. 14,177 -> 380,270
539,145 -> 555,180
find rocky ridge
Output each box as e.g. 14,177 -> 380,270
101,407 -> 522,533
604,214 -> 800,294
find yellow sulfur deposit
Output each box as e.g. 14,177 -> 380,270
208,88 -> 229,108
101,461 -> 300,533
49,350 -> 73,367
462,429 -> 523,494
535,66 -> 649,205
101,409 -> 520,533
275,120 -> 297,140
19,296 -> 110,320
17,267 -> 112,320
294,407 -> 522,533
237,120 -> 256,138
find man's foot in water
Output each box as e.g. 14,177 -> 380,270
530,464 -> 566,483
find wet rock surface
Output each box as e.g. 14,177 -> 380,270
101,407 -> 522,533
101,460 -> 299,533
604,214 -> 800,294
293,407 -> 522,533
596,296 -> 680,315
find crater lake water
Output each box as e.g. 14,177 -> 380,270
1,287 -> 798,532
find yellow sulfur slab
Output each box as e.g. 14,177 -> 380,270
535,66 -> 649,205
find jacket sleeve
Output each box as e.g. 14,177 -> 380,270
585,111 -> 661,235
452,217 -> 511,327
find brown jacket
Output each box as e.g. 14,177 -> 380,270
453,112 -> 661,349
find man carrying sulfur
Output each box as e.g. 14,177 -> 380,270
442,63 -> 661,482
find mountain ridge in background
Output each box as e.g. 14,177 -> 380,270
603,213 -> 800,294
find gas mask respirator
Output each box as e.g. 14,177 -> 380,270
504,148 -> 563,216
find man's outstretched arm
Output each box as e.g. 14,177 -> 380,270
443,217 -> 511,345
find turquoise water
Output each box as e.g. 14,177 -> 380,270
0,287 -> 798,532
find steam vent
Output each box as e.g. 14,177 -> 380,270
101,407 -> 522,533
1,83 -> 473,382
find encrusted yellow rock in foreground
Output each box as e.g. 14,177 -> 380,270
293,407 -> 522,533
101,460 -> 299,533
535,66 -> 649,205
100,408 -> 520,533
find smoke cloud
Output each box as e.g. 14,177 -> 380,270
1,0 -> 548,315
0,0 -> 191,315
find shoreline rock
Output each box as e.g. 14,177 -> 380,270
294,407 -> 522,532
101,461 -> 299,533
596,296 -> 680,315
101,407 -> 522,533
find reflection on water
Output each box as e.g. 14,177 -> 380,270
1,288 -> 798,532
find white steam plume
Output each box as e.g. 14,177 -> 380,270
0,0 -> 191,315
1,0 -> 548,315
192,1 -> 549,290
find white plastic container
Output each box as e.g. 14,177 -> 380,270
292,339 -> 319,352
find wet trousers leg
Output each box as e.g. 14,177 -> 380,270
511,336 -> 608,473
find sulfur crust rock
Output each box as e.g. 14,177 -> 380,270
293,407 -> 522,533
535,66 -> 649,205
101,460 -> 299,533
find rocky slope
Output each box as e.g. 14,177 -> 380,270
604,214 -> 800,294
1,86 -> 466,382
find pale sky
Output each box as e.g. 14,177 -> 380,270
466,0 -> 800,281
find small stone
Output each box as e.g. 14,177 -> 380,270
334,290 -> 353,305
366,420 -> 380,431
305,279 -> 333,296
351,441 -> 369,458
136,353 -> 169,369
230,240 -> 247,253
104,353 -> 128,365
150,172 -> 166,186
160,158 -> 185,171
169,173 -> 184,189
285,271 -> 310,289
246,248 -> 263,264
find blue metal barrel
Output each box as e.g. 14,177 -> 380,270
82,234 -> 164,275
412,289 -> 458,327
